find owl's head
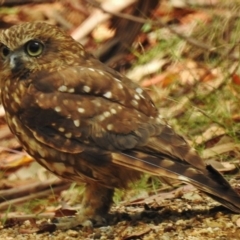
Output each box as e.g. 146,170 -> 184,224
0,22 -> 85,77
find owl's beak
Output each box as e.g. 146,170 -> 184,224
9,53 -> 23,71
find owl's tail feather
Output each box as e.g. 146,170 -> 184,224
112,151 -> 240,213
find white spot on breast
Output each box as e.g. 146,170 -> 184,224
98,70 -> 104,75
103,91 -> 112,99
73,119 -> 80,127
131,100 -> 138,106
94,101 -> 101,107
107,124 -> 113,130
117,83 -> 123,89
136,88 -> 143,94
65,132 -> 72,138
51,162 -> 67,175
55,106 -> 61,112
110,109 -> 117,114
88,68 -> 95,72
83,86 -> 91,92
99,115 -> 105,121
58,127 -> 65,132
58,85 -> 68,92
103,111 -> 111,118
77,108 -> 85,113
134,94 -> 140,100
68,88 -> 75,93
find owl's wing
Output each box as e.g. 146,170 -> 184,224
19,66 -> 240,213
20,66 -> 201,167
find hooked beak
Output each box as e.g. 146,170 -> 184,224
9,53 -> 24,72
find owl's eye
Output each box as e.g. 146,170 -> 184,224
0,45 -> 10,59
25,40 -> 44,57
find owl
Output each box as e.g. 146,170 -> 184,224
0,22 -> 240,230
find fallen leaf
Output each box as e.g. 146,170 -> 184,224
232,74 -> 240,85
0,154 -> 33,169
122,225 -> 152,240
141,72 -> 178,87
236,218 -> 240,227
202,143 -> 240,159
193,125 -> 225,145
125,184 -> 197,206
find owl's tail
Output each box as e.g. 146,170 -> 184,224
112,149 -> 240,213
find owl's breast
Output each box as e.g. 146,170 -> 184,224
1,77 -> 29,115
3,109 -> 93,183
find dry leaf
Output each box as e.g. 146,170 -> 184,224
126,184 -> 196,206
141,72 -> 178,87
236,218 -> 240,227
92,23 -> 115,42
202,143 -> 240,159
193,125 -> 225,145
126,58 -> 167,82
207,159 -> 236,173
122,225 -> 152,240
232,74 -> 240,85
0,155 -> 33,169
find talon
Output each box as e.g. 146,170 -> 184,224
81,220 -> 93,229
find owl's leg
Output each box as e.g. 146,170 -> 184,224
53,182 -> 114,230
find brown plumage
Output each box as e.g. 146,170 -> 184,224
0,22 -> 240,229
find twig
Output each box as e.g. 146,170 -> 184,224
0,182 -> 71,211
0,0 -> 54,6
0,212 -> 55,221
71,0 -> 136,41
0,178 -> 65,202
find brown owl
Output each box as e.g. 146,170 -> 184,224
0,22 -> 240,230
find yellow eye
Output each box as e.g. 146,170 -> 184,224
0,45 -> 10,59
25,40 -> 44,57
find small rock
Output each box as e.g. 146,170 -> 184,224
67,230 -> 78,237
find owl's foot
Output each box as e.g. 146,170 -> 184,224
49,183 -> 114,231
51,213 -> 107,230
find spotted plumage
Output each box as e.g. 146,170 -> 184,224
0,22 -> 240,229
